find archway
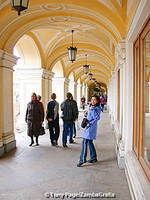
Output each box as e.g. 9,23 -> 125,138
13,34 -> 42,133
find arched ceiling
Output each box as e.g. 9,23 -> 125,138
0,0 -> 141,87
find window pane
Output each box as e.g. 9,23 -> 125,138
14,0 -> 21,6
144,31 -> 150,167
22,0 -> 29,8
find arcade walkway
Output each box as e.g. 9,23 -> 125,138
0,112 -> 131,200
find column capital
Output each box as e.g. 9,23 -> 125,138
0,50 -> 18,70
115,41 -> 126,69
64,78 -> 70,85
111,71 -> 115,76
74,82 -> 78,87
69,80 -> 75,85
42,69 -> 54,80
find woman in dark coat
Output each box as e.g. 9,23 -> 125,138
25,93 -> 44,146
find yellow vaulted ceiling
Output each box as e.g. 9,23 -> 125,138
0,0 -> 141,87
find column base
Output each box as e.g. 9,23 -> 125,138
0,145 -> 4,157
4,140 -> 16,153
125,151 -> 150,200
116,140 -> 125,169
117,151 -> 125,169
0,139 -> 16,157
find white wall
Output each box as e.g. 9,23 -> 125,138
108,0 -> 150,199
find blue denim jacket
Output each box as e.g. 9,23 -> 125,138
82,105 -> 101,140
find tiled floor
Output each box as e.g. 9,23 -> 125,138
0,112 -> 131,200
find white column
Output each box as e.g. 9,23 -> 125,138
82,84 -> 85,97
0,50 -> 18,155
124,42 -> 134,153
74,82 -> 77,101
116,41 -> 126,169
64,78 -> 69,98
42,70 -> 54,108
52,77 -> 69,104
68,80 -> 75,97
77,83 -> 81,107
110,71 -> 117,129
83,84 -> 86,98
85,85 -> 89,103
80,84 -> 83,107
108,79 -> 113,115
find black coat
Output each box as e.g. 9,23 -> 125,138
25,100 -> 44,137
61,99 -> 78,122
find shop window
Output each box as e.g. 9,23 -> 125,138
133,18 -> 150,180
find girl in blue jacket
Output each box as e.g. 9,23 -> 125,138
77,95 -> 101,167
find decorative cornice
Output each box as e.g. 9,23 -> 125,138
0,50 -> 18,70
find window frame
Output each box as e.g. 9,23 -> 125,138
133,18 -> 150,180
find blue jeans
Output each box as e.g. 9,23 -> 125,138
62,121 -> 74,145
79,138 -> 97,163
73,122 -> 76,137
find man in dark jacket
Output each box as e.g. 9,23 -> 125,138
46,93 -> 60,146
61,92 -> 78,147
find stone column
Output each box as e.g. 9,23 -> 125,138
74,82 -> 77,101
124,42 -> 133,153
0,50 -> 18,156
64,78 -> 70,98
48,72 -> 55,98
80,84 -> 83,107
68,80 -> 75,97
116,41 -> 126,169
41,70 -> 54,109
52,77 -> 69,104
107,79 -> 113,115
85,85 -> 89,103
110,71 -> 117,129
83,84 -> 86,98
77,83 -> 81,107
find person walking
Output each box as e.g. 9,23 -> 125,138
81,96 -> 86,110
100,95 -> 105,112
61,92 -> 78,147
77,95 -> 101,167
25,93 -> 45,146
37,94 -> 44,111
46,93 -> 60,146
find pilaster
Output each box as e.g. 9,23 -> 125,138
52,77 -> 69,104
74,82 -> 78,101
42,70 -> 54,107
0,50 -> 18,156
115,41 -> 126,169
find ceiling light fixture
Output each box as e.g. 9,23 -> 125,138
68,30 -> 77,62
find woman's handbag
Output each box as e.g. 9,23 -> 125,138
81,118 -> 89,128
39,125 -> 46,135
